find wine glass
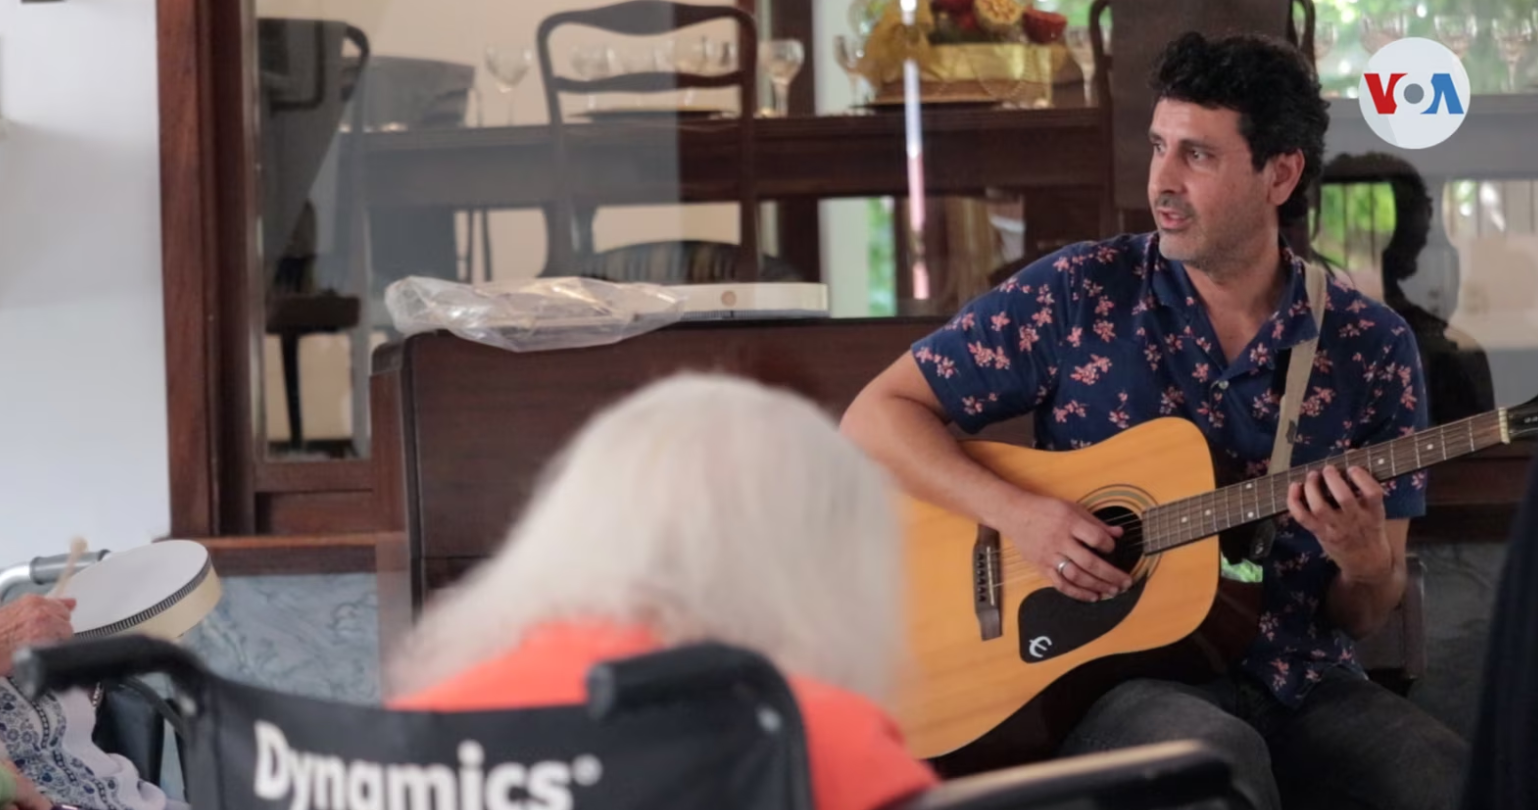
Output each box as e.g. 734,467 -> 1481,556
1064,26 -> 1095,104
1491,17 -> 1534,92
571,45 -> 618,111
834,34 -> 868,113
484,46 -> 533,125
1313,21 -> 1337,68
1433,14 -> 1477,61
1359,13 -> 1406,55
678,36 -> 719,105
619,45 -> 661,108
760,39 -> 805,118
718,40 -> 739,73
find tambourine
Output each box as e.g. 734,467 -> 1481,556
57,540 -> 222,641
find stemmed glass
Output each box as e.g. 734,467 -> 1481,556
1064,26 -> 1094,104
483,46 -> 533,125
760,39 -> 805,118
1359,13 -> 1406,55
834,35 -> 868,113
1312,22 -> 1337,75
571,45 -> 619,111
617,45 -> 663,108
1433,14 -> 1478,61
677,36 -> 720,106
1491,17 -> 1534,92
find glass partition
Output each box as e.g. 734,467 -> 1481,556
248,0 -> 1538,464
252,0 -> 912,460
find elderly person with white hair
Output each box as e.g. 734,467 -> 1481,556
387,372 -> 938,810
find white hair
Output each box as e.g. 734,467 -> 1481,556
384,372 -> 904,706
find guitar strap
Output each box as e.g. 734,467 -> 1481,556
1241,259 -> 1328,565
1272,261 -> 1329,475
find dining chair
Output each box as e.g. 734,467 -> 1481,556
534,1 -> 772,284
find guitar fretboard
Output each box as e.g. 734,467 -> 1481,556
1142,410 -> 1506,553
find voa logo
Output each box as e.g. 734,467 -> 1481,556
252,721 -> 603,810
1358,37 -> 1471,149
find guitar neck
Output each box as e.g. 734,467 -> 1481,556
1143,409 -> 1510,553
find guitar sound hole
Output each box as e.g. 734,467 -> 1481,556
1091,505 -> 1144,574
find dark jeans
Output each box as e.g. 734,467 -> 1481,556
1057,668 -> 1468,810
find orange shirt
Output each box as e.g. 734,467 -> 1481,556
391,622 -> 939,810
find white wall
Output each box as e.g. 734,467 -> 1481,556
0,0 -> 168,561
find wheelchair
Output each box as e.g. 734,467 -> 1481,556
12,635 -> 1253,810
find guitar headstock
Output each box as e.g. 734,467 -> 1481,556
1509,395 -> 1538,441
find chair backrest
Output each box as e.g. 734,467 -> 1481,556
1288,0 -> 1317,67
535,1 -> 761,282
1088,0 -> 1305,220
257,18 -> 371,291
15,636 -> 813,810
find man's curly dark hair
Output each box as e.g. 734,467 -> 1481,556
1150,31 -> 1330,226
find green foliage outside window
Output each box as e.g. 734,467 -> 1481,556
869,198 -> 898,316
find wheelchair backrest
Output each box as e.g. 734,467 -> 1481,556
191,677 -> 801,810
14,636 -> 812,810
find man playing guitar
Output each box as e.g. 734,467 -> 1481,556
842,32 -> 1467,810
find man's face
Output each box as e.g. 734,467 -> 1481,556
1146,99 -> 1278,272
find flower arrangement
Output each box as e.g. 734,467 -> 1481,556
929,0 -> 1065,44
857,0 -> 1072,103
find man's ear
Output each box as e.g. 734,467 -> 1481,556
1268,151 -> 1306,207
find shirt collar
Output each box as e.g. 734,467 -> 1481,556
1142,232 -> 1322,366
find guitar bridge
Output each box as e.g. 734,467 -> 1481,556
973,526 -> 1003,640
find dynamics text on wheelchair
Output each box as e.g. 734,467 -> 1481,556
252,721 -> 605,810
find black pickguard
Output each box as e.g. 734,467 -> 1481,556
1018,578 -> 1148,662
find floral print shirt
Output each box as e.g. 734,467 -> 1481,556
911,232 -> 1429,707
1,677 -> 184,810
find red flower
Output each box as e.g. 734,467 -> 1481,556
1022,8 -> 1066,43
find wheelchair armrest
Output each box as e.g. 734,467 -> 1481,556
888,741 -> 1250,810
11,635 -> 208,703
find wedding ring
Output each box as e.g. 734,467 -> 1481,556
1056,559 -> 1070,576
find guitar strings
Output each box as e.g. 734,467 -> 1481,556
1067,437 -> 1469,537
983,418 -> 1502,581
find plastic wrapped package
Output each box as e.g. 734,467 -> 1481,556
384,276 -> 687,353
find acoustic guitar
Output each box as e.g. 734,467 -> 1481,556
892,397 -> 1538,774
